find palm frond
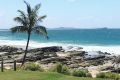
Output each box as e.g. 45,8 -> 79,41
11,26 -> 28,33
37,15 -> 47,22
14,17 -> 26,25
33,26 -> 48,39
18,10 -> 26,17
34,4 -> 41,13
24,1 -> 31,15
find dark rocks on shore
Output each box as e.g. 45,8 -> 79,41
0,45 -> 115,69
0,46 -> 62,61
84,51 -> 112,60
69,51 -> 85,57
28,46 -> 63,52
0,45 -> 23,53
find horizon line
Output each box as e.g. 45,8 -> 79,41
1,27 -> 120,30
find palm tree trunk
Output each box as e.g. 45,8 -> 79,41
21,32 -> 31,66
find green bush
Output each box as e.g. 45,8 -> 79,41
96,72 -> 120,80
48,63 -> 63,72
61,65 -> 70,75
72,69 -> 92,77
56,63 -> 63,73
48,65 -> 56,72
22,63 -> 44,71
86,73 -> 92,77
96,73 -> 106,78
49,63 -> 70,75
105,72 -> 120,80
72,69 -> 87,77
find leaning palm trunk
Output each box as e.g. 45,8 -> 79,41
21,32 -> 31,66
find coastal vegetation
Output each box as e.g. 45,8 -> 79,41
96,72 -> 120,80
10,1 -> 48,66
21,63 -> 44,71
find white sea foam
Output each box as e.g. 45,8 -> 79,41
0,39 -> 120,55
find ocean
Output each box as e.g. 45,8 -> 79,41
0,28 -> 120,54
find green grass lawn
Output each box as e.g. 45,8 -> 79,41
0,71 -> 110,80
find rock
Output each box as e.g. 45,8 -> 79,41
65,46 -> 83,52
17,51 -> 58,62
85,51 -> 105,60
29,46 -> 63,52
0,45 -> 23,53
69,51 -> 85,57
7,55 -> 12,58
104,52 -> 111,55
40,57 -> 68,64
41,57 -> 58,64
69,64 -> 79,68
74,56 -> 83,60
56,52 -> 69,57
101,66 -> 114,71
44,52 -> 57,57
67,46 -> 73,49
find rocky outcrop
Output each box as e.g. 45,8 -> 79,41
0,45 -> 23,53
28,46 -> 63,52
84,51 -> 111,60
0,45 -> 115,69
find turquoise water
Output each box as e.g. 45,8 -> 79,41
0,28 -> 120,45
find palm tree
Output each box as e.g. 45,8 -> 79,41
10,1 -> 48,66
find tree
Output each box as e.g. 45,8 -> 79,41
10,1 -> 48,66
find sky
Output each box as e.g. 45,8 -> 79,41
0,0 -> 120,29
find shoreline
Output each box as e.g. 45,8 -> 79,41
0,39 -> 120,55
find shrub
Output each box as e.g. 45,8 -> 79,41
56,63 -> 63,73
61,65 -> 70,75
96,73 -> 106,78
49,63 -> 70,75
72,69 -> 86,77
22,63 -> 44,71
105,72 -> 120,80
72,69 -> 92,77
86,73 -> 92,77
48,65 -> 56,72
48,63 -> 63,72
96,72 -> 120,80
